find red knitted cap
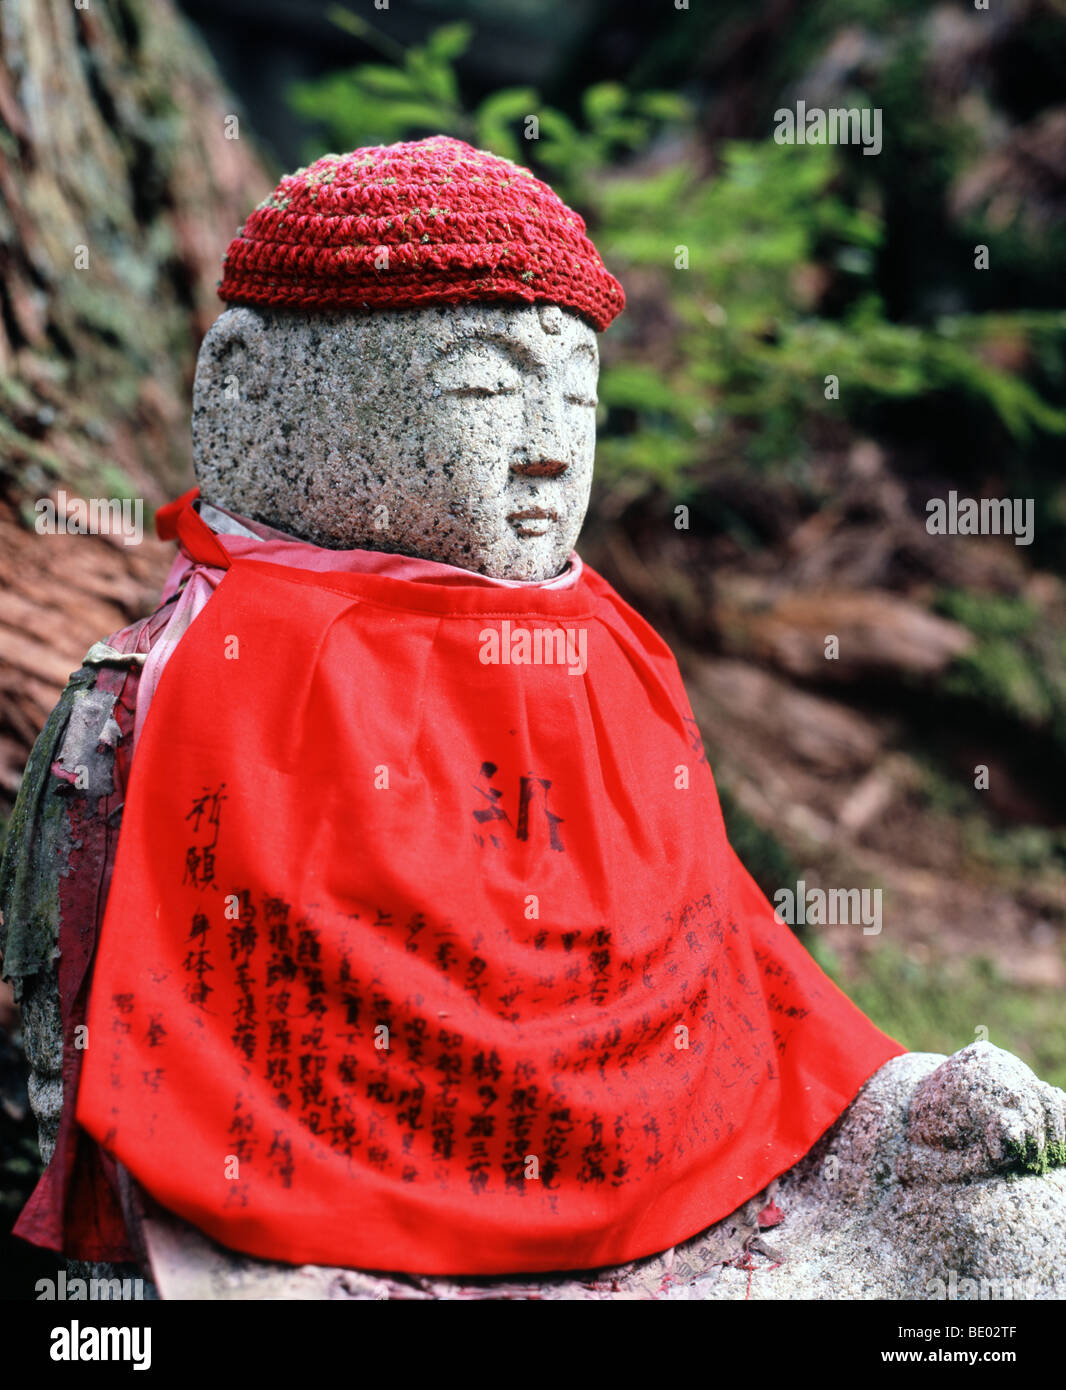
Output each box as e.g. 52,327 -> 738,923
218,136 -> 625,332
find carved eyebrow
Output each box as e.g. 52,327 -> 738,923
431,331 -> 543,372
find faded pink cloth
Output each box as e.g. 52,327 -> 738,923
134,503 -> 582,749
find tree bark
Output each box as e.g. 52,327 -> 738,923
0,0 -> 271,809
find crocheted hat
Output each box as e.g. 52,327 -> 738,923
218,136 -> 625,332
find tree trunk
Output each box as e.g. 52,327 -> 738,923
0,0 -> 271,809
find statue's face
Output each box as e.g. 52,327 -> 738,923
192,302 -> 599,581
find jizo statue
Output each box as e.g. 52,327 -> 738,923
3,138 -> 1064,1299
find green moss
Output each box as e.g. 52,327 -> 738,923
1005,1137 -> 1066,1176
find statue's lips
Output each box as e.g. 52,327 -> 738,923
507,507 -> 558,537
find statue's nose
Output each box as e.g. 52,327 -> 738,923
510,457 -> 569,479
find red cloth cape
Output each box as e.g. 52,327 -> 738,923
76,498 -> 903,1274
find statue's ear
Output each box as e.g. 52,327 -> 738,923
194,306 -> 269,408
192,308 -> 268,491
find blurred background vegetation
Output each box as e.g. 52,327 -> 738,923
1,0 -> 1065,1288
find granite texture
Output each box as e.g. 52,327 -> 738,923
192,303 -> 598,581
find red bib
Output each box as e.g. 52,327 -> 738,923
77,501 -> 903,1274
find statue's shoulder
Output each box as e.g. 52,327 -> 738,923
0,602 -> 175,986
1,658 -> 98,985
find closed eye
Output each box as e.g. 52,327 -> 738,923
442,383 -> 519,398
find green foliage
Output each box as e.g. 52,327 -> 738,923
963,822 -> 1066,878
910,747 -> 1066,884
289,13 -> 689,206
813,942 -> 1066,1091
595,143 -> 1066,485
934,591 -> 1040,639
934,590 -> 1066,746
289,15 -> 470,148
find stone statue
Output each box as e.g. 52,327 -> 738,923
3,137 -> 1064,1300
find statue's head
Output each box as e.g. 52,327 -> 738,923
192,137 -> 624,581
